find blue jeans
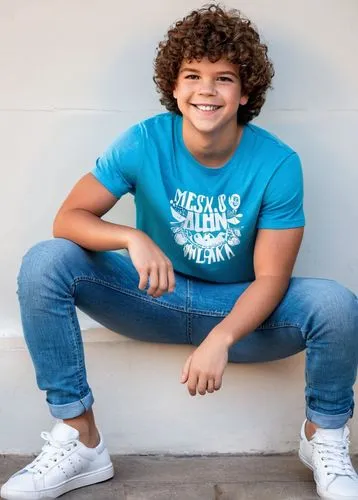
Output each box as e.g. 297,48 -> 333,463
17,238 -> 358,429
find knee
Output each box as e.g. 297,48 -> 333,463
316,280 -> 357,319
303,279 -> 358,342
17,238 -> 82,288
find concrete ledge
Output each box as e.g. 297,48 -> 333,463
1,330 -> 357,455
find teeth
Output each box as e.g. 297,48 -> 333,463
195,105 -> 219,111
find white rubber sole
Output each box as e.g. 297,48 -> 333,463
0,462 -> 114,500
298,450 -> 314,472
299,450 -> 358,500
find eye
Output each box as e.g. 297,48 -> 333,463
217,76 -> 234,82
184,74 -> 199,80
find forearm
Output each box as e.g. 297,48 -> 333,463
210,275 -> 291,347
53,208 -> 135,251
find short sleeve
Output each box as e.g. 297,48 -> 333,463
91,123 -> 144,198
257,153 -> 305,229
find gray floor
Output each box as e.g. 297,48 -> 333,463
3,454 -> 357,499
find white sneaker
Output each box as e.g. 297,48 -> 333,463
0,421 -> 114,499
299,419 -> 358,499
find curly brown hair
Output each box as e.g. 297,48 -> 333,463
153,3 -> 274,124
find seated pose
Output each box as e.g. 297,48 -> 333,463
2,4 -> 358,500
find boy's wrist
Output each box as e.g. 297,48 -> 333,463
208,326 -> 235,348
118,225 -> 138,249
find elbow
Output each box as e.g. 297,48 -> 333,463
52,221 -> 59,239
52,212 -> 64,238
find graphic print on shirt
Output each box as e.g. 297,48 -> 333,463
170,189 -> 243,265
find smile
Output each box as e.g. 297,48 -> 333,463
191,104 -> 222,111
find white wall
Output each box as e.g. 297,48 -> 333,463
1,0 -> 358,453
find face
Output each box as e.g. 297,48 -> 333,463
173,57 -> 248,136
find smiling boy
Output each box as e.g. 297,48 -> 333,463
174,58 -> 248,166
2,4 -> 358,500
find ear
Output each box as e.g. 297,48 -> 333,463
173,86 -> 177,99
240,95 -> 249,106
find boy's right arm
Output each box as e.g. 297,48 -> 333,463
53,173 -> 175,297
53,173 -> 133,252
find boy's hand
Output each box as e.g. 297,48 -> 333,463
180,334 -> 229,396
126,229 -> 175,297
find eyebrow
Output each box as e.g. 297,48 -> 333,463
179,67 -> 239,78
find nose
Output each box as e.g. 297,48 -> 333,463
198,79 -> 217,96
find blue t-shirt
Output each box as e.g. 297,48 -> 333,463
92,112 -> 305,283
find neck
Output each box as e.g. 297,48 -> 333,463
182,120 -> 243,168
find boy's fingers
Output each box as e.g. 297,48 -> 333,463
153,260 -> 175,297
207,379 -> 215,393
181,355 -> 192,383
147,267 -> 159,295
138,269 -> 149,290
197,374 -> 208,396
167,264 -> 176,292
187,371 -> 198,396
157,264 -> 168,295
214,377 -> 222,391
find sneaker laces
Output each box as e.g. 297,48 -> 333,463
314,435 -> 356,477
25,431 -> 78,475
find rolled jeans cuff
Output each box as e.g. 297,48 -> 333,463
48,391 -> 94,419
306,407 -> 353,429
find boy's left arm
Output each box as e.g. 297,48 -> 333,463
181,227 -> 304,396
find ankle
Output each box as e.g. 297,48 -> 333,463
63,409 -> 100,448
305,419 -> 319,440
64,423 -> 100,448
77,429 -> 100,448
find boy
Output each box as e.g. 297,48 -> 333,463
2,4 -> 358,499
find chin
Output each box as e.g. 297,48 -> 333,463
197,125 -> 220,134
195,119 -> 229,134
185,116 -> 221,131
